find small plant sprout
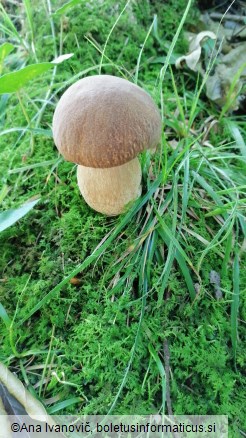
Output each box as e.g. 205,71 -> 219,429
52,75 -> 162,215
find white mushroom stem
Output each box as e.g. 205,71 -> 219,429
77,157 -> 142,216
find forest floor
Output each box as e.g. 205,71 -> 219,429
0,1 -> 245,437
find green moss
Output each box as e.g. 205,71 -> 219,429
0,1 -> 245,437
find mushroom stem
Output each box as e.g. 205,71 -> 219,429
77,157 -> 142,216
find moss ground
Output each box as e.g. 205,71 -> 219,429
0,1 -> 245,436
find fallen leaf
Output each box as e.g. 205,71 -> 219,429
51,53 -> 73,64
0,396 -> 12,437
70,277 -> 82,286
205,44 -> 246,109
176,31 -> 216,71
0,362 -> 54,425
176,17 -> 246,110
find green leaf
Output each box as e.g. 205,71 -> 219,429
48,397 -> 82,414
0,52 -> 73,94
0,63 -> 54,94
53,0 -> 84,15
0,303 -> 11,329
0,42 -> 14,72
0,198 -> 40,232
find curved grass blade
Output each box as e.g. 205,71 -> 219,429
159,0 -> 193,117
224,119 -> 246,158
221,230 -> 233,279
0,198 -> 40,233
231,249 -> 240,365
53,0 -> 84,15
148,343 -> 166,414
99,0 -> 131,74
0,127 -> 52,138
0,303 -> 11,329
17,175 -> 162,326
135,15 -> 156,84
47,397 -> 82,414
157,227 -> 196,301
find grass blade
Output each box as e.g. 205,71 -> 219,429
0,198 -> 40,233
53,0 -> 84,15
159,0 -> 193,117
224,119 -> 246,158
148,343 -> 166,414
135,15 -> 156,84
157,227 -> 196,301
107,238 -> 150,414
0,303 -> 11,329
48,397 -> 82,414
99,0 -> 131,74
231,249 -> 240,365
17,176 -> 162,326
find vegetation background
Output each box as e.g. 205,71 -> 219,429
0,0 -> 245,437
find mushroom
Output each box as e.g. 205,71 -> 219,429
52,75 -> 161,215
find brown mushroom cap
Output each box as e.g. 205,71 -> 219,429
52,75 -> 161,168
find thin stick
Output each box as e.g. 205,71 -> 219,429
210,12 -> 245,23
